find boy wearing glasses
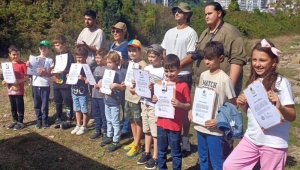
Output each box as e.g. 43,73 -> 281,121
161,2 -> 198,152
69,47 -> 90,135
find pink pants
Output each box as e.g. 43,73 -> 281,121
223,137 -> 287,170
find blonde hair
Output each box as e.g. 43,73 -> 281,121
106,51 -> 120,65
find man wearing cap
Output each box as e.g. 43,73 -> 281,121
161,2 -> 198,152
76,9 -> 106,69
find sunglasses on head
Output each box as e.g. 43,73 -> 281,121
173,9 -> 184,14
111,29 -> 122,34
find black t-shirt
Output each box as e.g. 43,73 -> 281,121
53,52 -> 75,88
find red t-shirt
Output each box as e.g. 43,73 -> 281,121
7,61 -> 27,96
157,81 -> 191,132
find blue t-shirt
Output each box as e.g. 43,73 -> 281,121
104,69 -> 125,106
108,40 -> 129,61
72,69 -> 89,96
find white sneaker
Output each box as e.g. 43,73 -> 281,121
76,126 -> 88,135
182,136 -> 191,152
71,125 -> 80,135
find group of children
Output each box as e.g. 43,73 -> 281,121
3,36 -> 296,170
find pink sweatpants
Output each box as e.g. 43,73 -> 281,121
223,137 -> 287,170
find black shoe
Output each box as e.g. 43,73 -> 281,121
36,120 -> 42,129
137,152 -> 152,165
13,122 -> 25,130
60,121 -> 70,130
7,121 -> 17,129
107,142 -> 119,153
54,119 -> 62,129
42,120 -> 48,129
89,131 -> 102,140
145,158 -> 158,170
100,137 -> 112,147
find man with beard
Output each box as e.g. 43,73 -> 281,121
76,10 -> 106,70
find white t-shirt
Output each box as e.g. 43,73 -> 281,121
161,26 -> 198,75
32,57 -> 54,87
194,70 -> 236,136
140,65 -> 165,107
245,77 -> 294,148
77,27 -> 106,65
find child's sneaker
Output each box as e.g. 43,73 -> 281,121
76,126 -> 88,135
36,120 -> 42,129
137,152 -> 152,165
7,121 -> 17,129
100,137 -> 112,147
182,136 -> 191,152
126,145 -> 140,158
145,158 -> 158,170
71,125 -> 80,134
123,141 -> 134,152
89,131 -> 102,140
54,119 -> 62,129
107,142 -> 119,152
13,122 -> 25,130
42,120 -> 48,129
60,121 -> 70,130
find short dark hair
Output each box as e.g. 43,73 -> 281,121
163,54 -> 180,69
8,45 -> 20,53
84,10 -> 96,19
203,41 -> 224,59
52,35 -> 67,44
96,48 -> 109,57
74,46 -> 88,57
206,2 -> 226,18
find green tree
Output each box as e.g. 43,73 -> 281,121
228,0 -> 240,12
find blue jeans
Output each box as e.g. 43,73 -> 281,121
92,98 -> 107,134
32,86 -> 50,121
105,104 -> 120,143
157,126 -> 181,170
197,131 -> 224,170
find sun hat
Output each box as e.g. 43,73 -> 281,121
110,22 -> 127,32
147,44 -> 163,55
127,39 -> 142,49
172,2 -> 192,13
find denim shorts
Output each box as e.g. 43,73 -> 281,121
72,94 -> 89,114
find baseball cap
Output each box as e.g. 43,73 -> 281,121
172,2 -> 192,13
127,39 -> 142,49
110,22 -> 127,32
38,40 -> 51,48
147,44 -> 163,55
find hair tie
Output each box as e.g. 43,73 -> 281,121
261,39 -> 282,57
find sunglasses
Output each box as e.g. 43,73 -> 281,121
173,9 -> 184,14
111,29 -> 123,34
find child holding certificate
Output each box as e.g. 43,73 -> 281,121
51,35 -> 75,129
69,47 -> 90,135
123,39 -> 147,158
26,40 -> 54,129
153,54 -> 191,170
223,39 -> 296,170
137,44 -> 165,169
2,45 -> 29,130
89,48 -> 108,140
188,41 -> 236,170
99,51 -> 126,152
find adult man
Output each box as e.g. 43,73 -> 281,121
161,2 -> 198,152
76,9 -> 106,69
194,2 -> 247,158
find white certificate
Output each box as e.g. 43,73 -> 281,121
133,69 -> 151,98
27,55 -> 45,76
124,61 -> 139,87
66,63 -> 82,85
82,64 -> 96,85
154,81 -> 176,119
192,87 -> 216,126
1,62 -> 16,84
244,80 -> 282,130
100,69 -> 116,95
53,53 -> 68,73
